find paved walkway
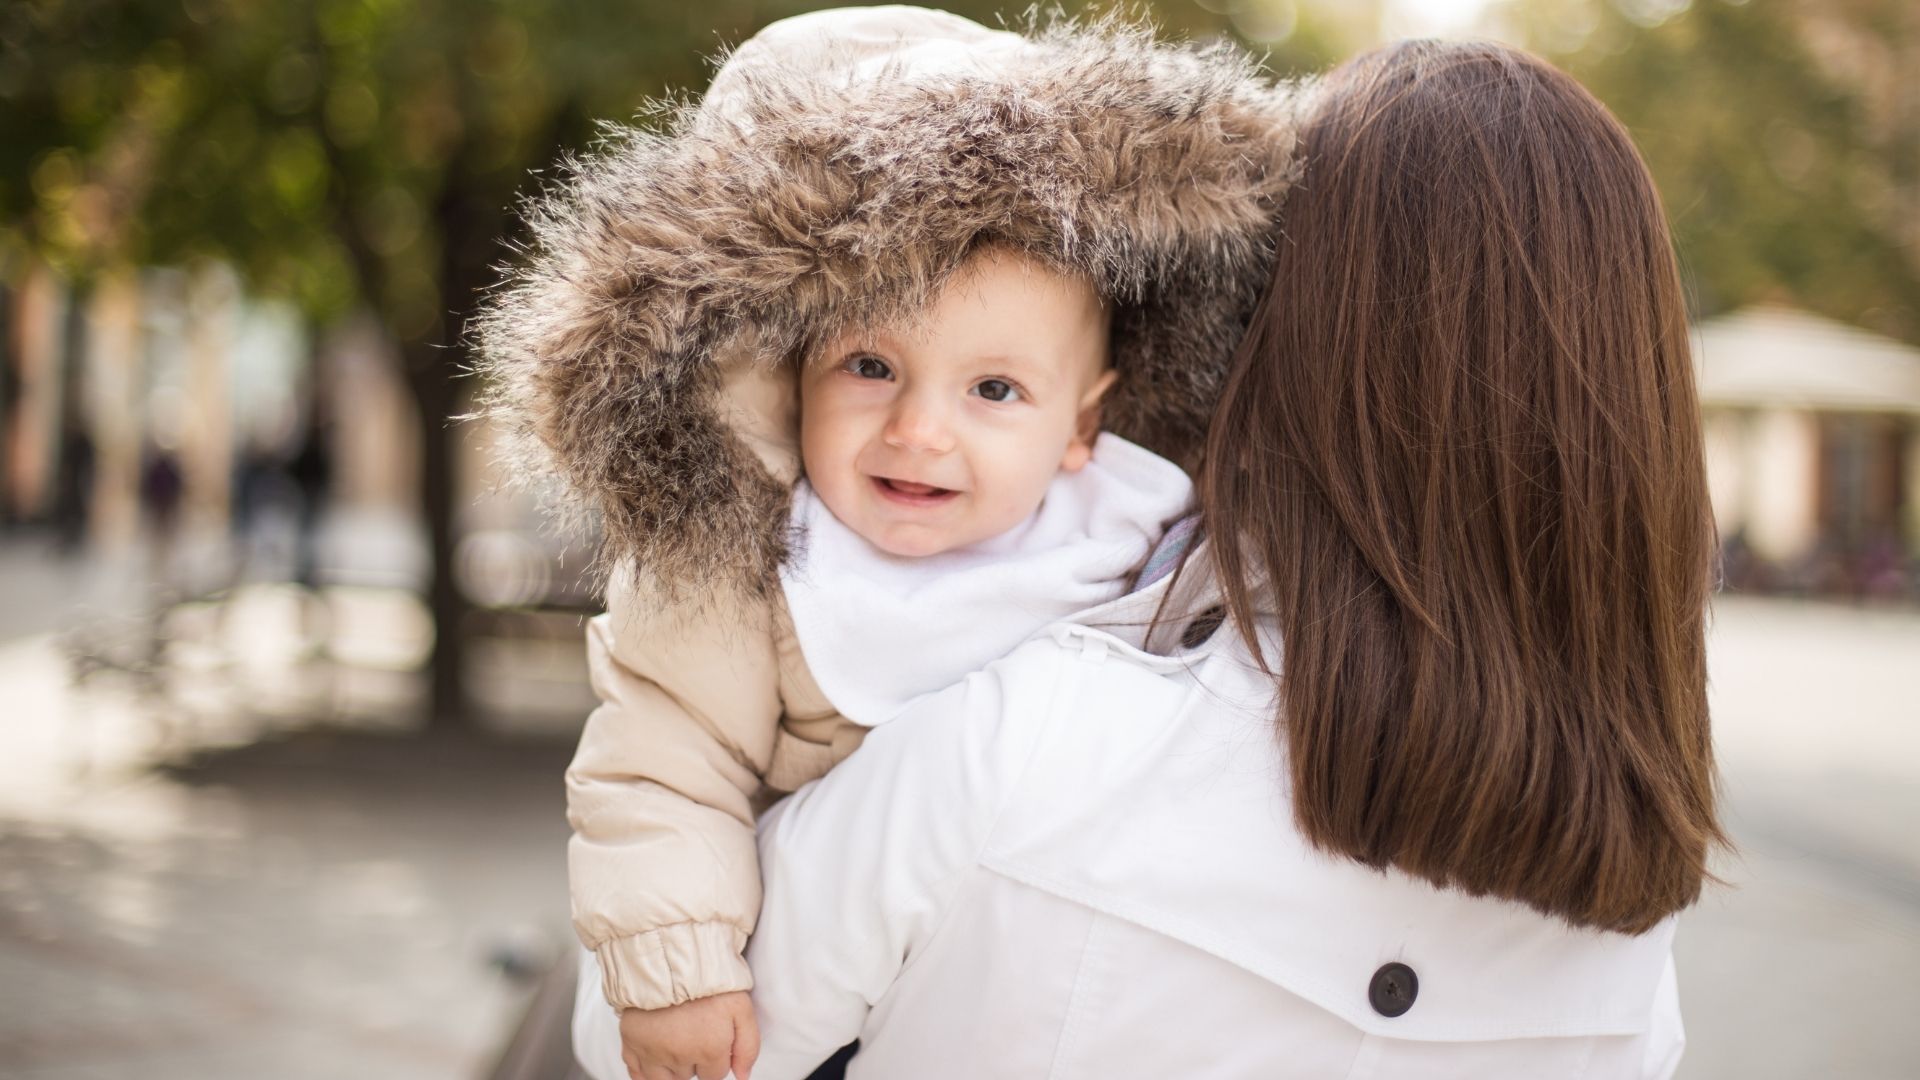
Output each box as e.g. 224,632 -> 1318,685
1674,596 -> 1920,1080
0,620 -> 576,1079
0,730 -> 574,1080
0,533 -> 146,642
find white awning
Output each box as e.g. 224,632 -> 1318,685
1693,305 -> 1920,415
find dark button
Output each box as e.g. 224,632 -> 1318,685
1180,605 -> 1225,649
1369,962 -> 1418,1018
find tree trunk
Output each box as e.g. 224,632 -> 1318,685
406,137 -> 513,732
402,333 -> 466,730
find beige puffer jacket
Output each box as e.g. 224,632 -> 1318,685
473,6 -> 1304,1014
570,572 -> 865,1010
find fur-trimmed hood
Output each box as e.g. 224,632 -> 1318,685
475,6 -> 1301,596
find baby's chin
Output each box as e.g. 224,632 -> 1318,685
858,523 -> 971,559
844,512 -> 1025,559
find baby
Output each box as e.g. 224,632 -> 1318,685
591,243 -> 1191,1080
473,8 -> 1301,1080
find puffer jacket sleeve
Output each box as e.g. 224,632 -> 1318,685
743,638 -> 1071,1077
567,565 -> 784,1012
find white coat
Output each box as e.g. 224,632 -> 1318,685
573,559 -> 1687,1080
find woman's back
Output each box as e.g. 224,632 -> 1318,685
728,574 -> 1684,1079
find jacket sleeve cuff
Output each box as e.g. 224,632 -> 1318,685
593,921 -> 754,1012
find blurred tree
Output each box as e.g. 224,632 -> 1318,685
5,0 -> 766,728
1513,0 -> 1920,343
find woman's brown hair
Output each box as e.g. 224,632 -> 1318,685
1204,39 -> 1723,933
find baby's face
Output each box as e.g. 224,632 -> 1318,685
799,249 -> 1115,558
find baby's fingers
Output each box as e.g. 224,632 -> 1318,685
691,1056 -> 730,1080
731,1009 -> 760,1080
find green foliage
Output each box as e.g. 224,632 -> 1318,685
0,0 -> 1310,332
1518,0 -> 1920,343
14,0 -> 1903,348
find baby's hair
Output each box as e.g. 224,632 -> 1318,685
801,241 -> 1115,372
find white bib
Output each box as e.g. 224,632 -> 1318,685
780,433 -> 1192,727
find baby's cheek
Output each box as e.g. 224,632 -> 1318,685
810,473 -> 868,539
978,476 -> 1048,537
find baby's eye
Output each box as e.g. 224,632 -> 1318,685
843,355 -> 893,380
972,378 -> 1022,403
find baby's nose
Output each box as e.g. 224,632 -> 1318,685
883,399 -> 955,453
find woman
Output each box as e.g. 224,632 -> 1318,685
577,36 -> 1721,1080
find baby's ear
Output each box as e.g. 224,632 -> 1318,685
1062,369 -> 1120,473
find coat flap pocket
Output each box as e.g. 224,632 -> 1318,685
979,655 -> 1675,1042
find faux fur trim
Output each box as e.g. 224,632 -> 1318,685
474,15 -> 1301,597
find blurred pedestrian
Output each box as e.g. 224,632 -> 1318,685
139,439 -> 184,586
288,399 -> 332,590
52,420 -> 93,553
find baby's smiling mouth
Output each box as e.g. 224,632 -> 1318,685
872,476 -> 960,506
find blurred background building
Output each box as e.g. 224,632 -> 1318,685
1699,306 -> 1920,599
1,2 -> 1915,1078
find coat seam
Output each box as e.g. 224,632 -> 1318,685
1046,911 -> 1106,1080
894,657 -> 1083,988
979,656 -> 1086,865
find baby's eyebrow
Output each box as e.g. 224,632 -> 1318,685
972,353 -> 1055,382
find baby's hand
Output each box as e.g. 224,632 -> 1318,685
619,991 -> 759,1080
